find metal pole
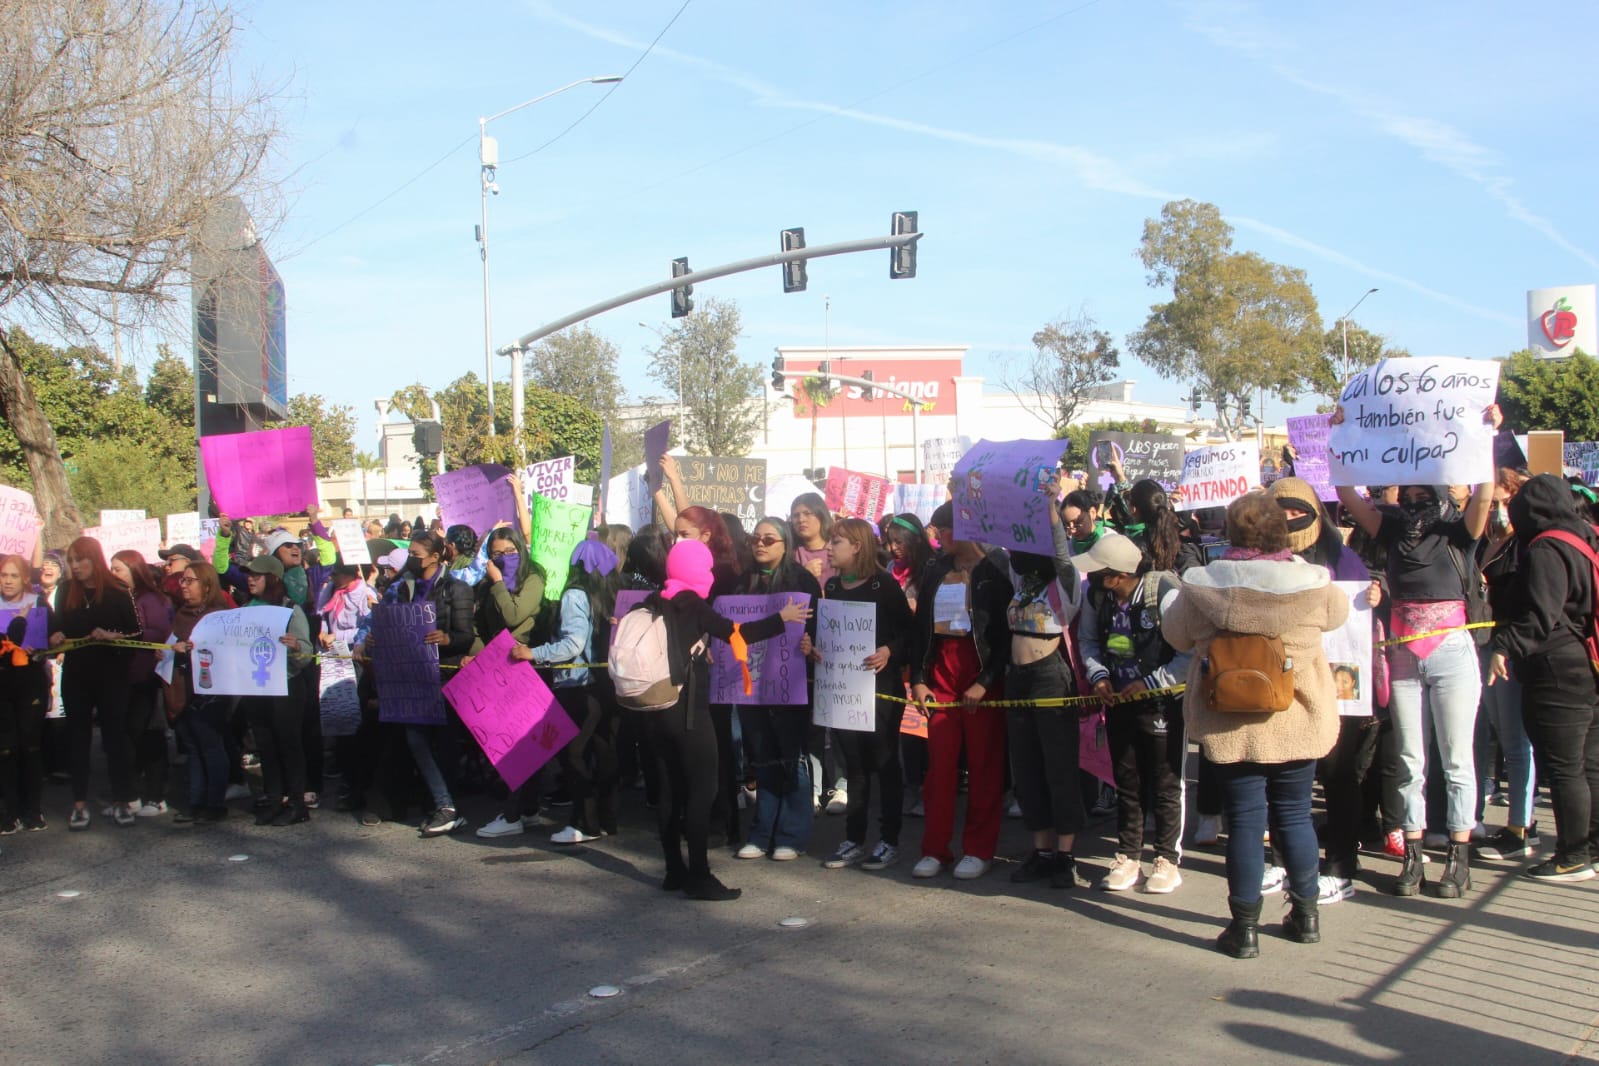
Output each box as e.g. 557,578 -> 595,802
1338,287 -> 1378,384
511,345 -> 525,466
911,400 -> 922,484
479,118 -> 496,432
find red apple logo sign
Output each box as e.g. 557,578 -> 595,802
1541,296 -> 1579,350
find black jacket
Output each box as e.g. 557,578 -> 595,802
392,570 -> 477,666
1494,475 -> 1598,664
908,549 -> 1014,692
55,582 -> 140,676
647,589 -> 789,727
824,569 -> 915,697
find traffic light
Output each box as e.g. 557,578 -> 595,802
1187,387 -> 1203,412
412,420 -> 443,456
781,228 -> 807,293
861,368 -> 874,401
890,211 -> 917,280
771,354 -> 786,391
670,256 -> 694,318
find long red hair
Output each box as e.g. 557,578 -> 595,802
111,549 -> 164,600
63,536 -> 126,612
677,505 -> 739,578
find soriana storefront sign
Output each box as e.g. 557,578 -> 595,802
785,355 -> 961,417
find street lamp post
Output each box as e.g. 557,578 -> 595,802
478,75 -> 623,453
639,321 -> 686,438
1338,287 -> 1379,384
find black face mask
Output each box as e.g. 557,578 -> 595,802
1284,512 -> 1317,533
401,556 -> 424,576
1401,496 -> 1441,537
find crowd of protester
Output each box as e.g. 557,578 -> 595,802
5,424 -> 1599,957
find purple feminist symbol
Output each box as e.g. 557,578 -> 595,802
249,636 -> 277,687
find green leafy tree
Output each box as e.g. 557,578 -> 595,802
69,437 -> 195,519
1497,348 -> 1599,439
525,325 -> 622,424
645,298 -> 763,455
1005,313 -> 1121,434
1311,321 -> 1411,403
270,393 -> 357,477
1128,200 -> 1324,440
144,344 -> 196,429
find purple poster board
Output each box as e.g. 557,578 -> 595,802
199,427 -> 317,517
707,594 -> 809,705
1285,415 -> 1337,502
372,601 -> 444,724
0,603 -> 48,650
951,438 -> 1061,554
444,629 -> 580,791
644,420 -> 670,494
431,463 -> 516,537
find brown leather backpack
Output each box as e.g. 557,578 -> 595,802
1201,633 -> 1295,713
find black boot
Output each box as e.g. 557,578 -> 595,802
1283,893 -> 1320,943
1393,839 -> 1426,896
1435,841 -> 1472,898
1216,897 -> 1261,959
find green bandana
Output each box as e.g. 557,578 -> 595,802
282,564 -> 308,607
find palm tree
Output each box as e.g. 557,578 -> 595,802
353,450 -> 383,516
795,374 -> 836,475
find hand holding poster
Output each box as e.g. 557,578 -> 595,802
319,640 -> 361,736
1328,357 -> 1500,487
951,438 -> 1060,553
328,519 -> 372,565
824,467 -> 893,521
1324,581 -> 1373,717
1284,415 -> 1336,502
812,599 -> 876,733
372,602 -> 444,724
0,486 -> 41,560
84,518 -> 163,564
529,493 -> 591,596
644,420 -> 671,493
1176,441 -> 1259,511
707,594 -> 809,705
445,629 -> 581,790
1086,432 -> 1184,494
200,427 -> 317,517
431,463 -> 516,536
188,606 -> 293,696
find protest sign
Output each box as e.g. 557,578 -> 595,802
431,463 -> 516,537
1526,431 -> 1565,477
328,519 -> 373,565
372,601 -> 444,724
707,594 -> 810,705
444,629 -> 580,791
677,456 -> 767,527
0,600 -> 48,650
1566,441 -> 1599,482
605,465 -> 653,531
1493,431 -> 1528,472
893,483 -> 945,524
319,640 -> 361,736
766,475 -> 820,522
0,486 -> 41,560
899,703 -> 929,739
200,518 -> 221,541
1329,358 -> 1500,487
950,438 -> 1060,554
154,635 -> 177,686
645,420 -> 671,493
101,509 -> 147,525
599,424 -> 613,520
1085,432 -> 1184,495
529,493 -> 591,597
1324,581 -> 1373,717
165,512 -> 202,546
524,455 -> 578,502
824,467 -> 893,521
200,427 -> 317,517
1080,711 -> 1113,785
189,605 -> 293,697
921,436 -> 970,485
567,483 -> 594,507
1177,441 -> 1260,511
812,599 -> 877,733
84,518 -> 163,564
1285,415 -> 1337,502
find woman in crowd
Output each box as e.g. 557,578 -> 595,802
1163,492 -> 1349,958
790,492 -> 849,815
635,539 -> 811,900
474,527 -> 549,839
883,513 -> 933,817
731,517 -> 821,862
240,556 -> 315,826
50,537 -> 141,829
512,540 -> 619,844
909,502 -> 1013,881
615,527 -> 670,808
109,551 -> 174,817
812,518 -> 914,872
1490,474 -> 1599,882
0,553 -> 51,831
1103,467 -> 1202,574
1076,532 -> 1188,894
317,564 -> 374,651
167,563 -> 235,823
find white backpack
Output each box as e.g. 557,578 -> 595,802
609,604 -> 700,711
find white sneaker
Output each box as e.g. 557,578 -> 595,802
1261,864 -> 1288,893
912,855 -> 944,879
1143,856 -> 1182,894
475,815 -> 524,838
738,785 -> 758,810
1317,874 -> 1356,904
1099,854 -> 1143,891
862,841 -> 900,870
1193,814 -> 1222,846
953,855 -> 991,880
735,843 -> 765,860
771,846 -> 800,861
135,801 -> 168,818
825,789 -> 849,815
224,784 -> 251,801
824,840 -> 867,869
550,825 -> 600,844
1006,799 -> 1023,819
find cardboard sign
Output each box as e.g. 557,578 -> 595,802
921,436 -> 970,486
327,519 -> 373,565
200,427 -> 317,517
1177,441 -> 1260,511
431,463 -> 517,537
84,518 -> 163,565
1325,581 -> 1373,717
1526,430 -> 1565,477
372,602 -> 444,725
812,599 -> 877,733
529,493 -> 591,597
824,466 -> 893,521
165,511 -> 202,547
1085,432 -> 1184,494
445,629 -> 581,791
524,455 -> 578,502
188,606 -> 293,697
319,639 -> 361,736
644,420 -> 671,493
706,594 -> 810,705
1285,415 -> 1337,502
1329,358 -> 1500,487
0,486 -> 41,560
677,456 -> 767,528
950,438 -> 1060,553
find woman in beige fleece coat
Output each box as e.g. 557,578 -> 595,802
1162,492 -> 1348,959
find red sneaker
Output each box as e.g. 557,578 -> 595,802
1383,829 -> 1406,858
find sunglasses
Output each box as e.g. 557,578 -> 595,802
747,534 -> 782,548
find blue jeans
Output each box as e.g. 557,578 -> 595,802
1217,758 -> 1318,903
177,696 -> 231,810
1481,661 -> 1536,828
1389,629 -> 1481,833
739,705 -> 813,851
406,725 -> 453,810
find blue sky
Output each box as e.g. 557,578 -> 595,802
227,0 -> 1598,443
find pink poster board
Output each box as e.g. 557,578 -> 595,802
200,427 -> 317,518
0,486 -> 41,559
443,629 -> 579,791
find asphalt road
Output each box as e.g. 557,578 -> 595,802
4,769 -> 1598,1066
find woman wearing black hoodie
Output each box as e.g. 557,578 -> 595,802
1490,474 -> 1599,882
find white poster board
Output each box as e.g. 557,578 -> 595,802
524,455 -> 578,502
165,512 -> 201,546
1324,580 -> 1373,717
188,605 -> 293,697
101,509 -> 147,525
84,518 -> 163,565
328,519 -> 372,565
812,599 -> 877,733
1177,441 -> 1260,511
1328,357 -> 1500,487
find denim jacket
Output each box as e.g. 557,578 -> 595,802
528,588 -> 593,688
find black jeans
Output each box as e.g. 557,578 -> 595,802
555,685 -> 617,835
63,661 -> 134,804
127,678 -> 168,806
836,696 -> 905,847
1318,715 -> 1381,878
647,698 -> 721,881
244,692 -> 306,806
1520,645 -> 1599,867
1006,654 -> 1085,837
0,666 -> 48,820
1106,702 -> 1186,864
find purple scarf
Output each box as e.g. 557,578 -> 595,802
1221,547 -> 1296,562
